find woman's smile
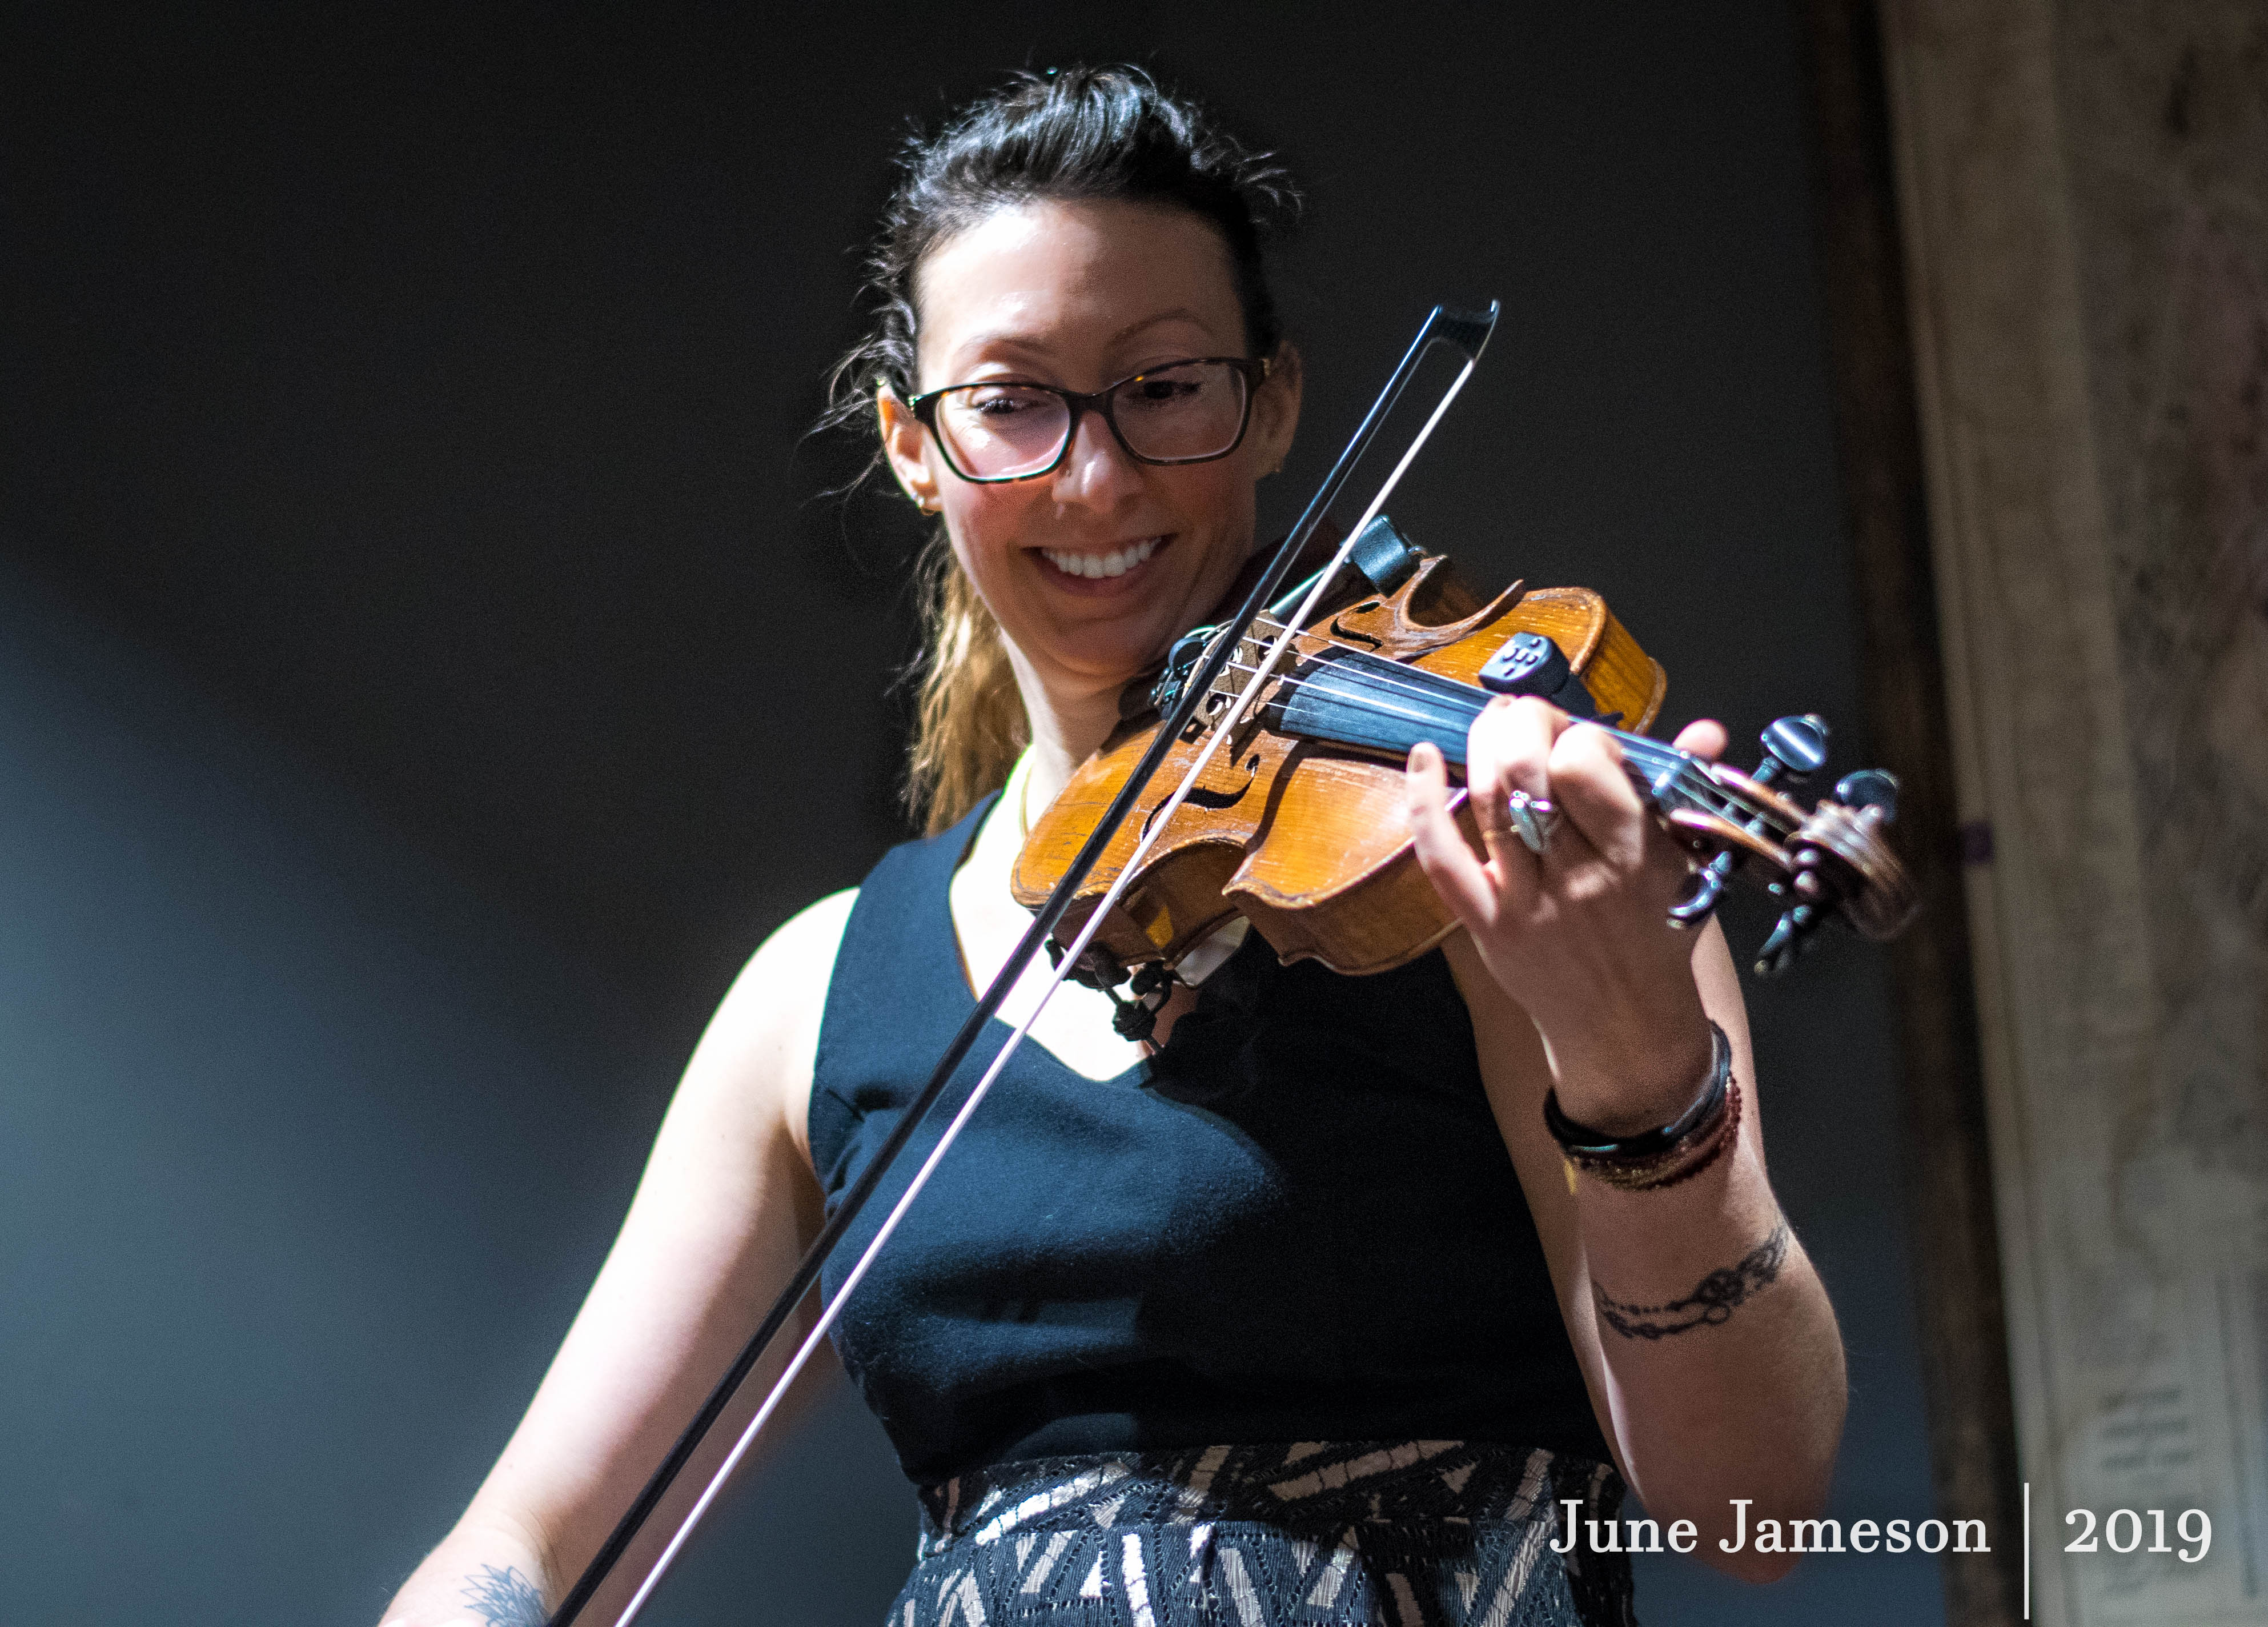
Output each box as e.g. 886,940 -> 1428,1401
1033,533 -> 1172,592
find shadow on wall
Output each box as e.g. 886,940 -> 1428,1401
0,558 -> 910,1625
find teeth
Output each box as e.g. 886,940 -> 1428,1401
1042,537 -> 1161,579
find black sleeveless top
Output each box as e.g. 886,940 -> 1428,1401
808,798 -> 1610,1485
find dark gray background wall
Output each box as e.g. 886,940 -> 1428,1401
3,3 -> 1945,1622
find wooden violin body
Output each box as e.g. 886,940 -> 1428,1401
1015,532 -> 1919,987
1011,550 -> 1668,983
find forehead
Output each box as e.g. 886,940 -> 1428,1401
912,198 -> 1245,386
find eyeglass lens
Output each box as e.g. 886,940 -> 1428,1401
932,361 -> 1249,479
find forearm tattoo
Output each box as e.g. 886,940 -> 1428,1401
1592,1220 -> 1791,1340
461,1565 -> 547,1627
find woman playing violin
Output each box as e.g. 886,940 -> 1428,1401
380,66 -> 1847,1627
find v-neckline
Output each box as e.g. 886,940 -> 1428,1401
941,791 -> 1152,1089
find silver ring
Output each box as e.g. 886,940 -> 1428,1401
1505,788 -> 1559,856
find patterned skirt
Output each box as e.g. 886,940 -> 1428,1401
888,1441 -> 1636,1627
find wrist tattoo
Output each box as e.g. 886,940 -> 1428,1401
461,1565 -> 547,1627
1593,1220 -> 1791,1340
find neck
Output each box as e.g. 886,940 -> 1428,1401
1006,643 -> 1134,812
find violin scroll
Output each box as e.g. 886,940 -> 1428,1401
1653,713 -> 1920,976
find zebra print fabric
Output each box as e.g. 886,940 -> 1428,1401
888,1441 -> 1636,1627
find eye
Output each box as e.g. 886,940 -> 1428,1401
962,385 -> 1054,416
1118,376 -> 1203,410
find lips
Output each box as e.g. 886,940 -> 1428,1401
1038,535 -> 1166,582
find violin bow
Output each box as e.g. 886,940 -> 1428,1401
546,301 -> 1499,1627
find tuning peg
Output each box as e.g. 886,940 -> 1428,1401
1755,714 -> 1830,785
1668,861 -> 1731,928
1752,901 -> 1822,977
1832,768 -> 1900,824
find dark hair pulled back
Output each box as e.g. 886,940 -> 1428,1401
826,65 -> 1302,833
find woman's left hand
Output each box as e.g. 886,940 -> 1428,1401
1404,697 -> 1730,1134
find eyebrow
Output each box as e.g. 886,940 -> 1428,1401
1109,307 -> 1213,346
952,306 -> 1223,363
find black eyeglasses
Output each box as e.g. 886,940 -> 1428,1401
907,356 -> 1268,483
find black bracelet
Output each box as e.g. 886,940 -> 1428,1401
1543,1021 -> 1731,1159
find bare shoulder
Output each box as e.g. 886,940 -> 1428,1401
676,889 -> 859,1166
739,887 -> 860,1011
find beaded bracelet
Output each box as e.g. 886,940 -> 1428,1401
1544,1020 -> 1740,1193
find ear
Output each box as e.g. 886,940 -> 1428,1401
877,383 -> 941,514
1249,343 -> 1304,475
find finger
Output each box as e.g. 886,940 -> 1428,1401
1672,717 -> 1728,761
1466,695 -> 1567,880
1460,703 -> 1515,844
1546,723 -> 1651,869
1403,740 -> 1499,929
1465,697 -> 1546,881
1552,725 -> 1704,904
1467,695 -> 1560,803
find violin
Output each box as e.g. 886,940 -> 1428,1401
1014,515 -> 1919,999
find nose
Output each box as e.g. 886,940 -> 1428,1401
1049,403 -> 1143,510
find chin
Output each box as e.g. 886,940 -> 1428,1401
1050,623 -> 1173,691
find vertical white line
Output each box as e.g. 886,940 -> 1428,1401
2022,1479 -> 2032,1621
1123,1532 -> 1156,1627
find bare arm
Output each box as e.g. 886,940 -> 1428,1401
1408,702 -> 1846,1583
378,889 -> 858,1625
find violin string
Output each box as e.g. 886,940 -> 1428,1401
1208,652 -> 1710,781
1243,619 -> 1719,785
1207,642 -> 1657,756
1205,638 -> 1500,720
1232,626 -> 1708,789
1213,658 -> 1485,731
1200,653 -> 1738,816
1210,651 -> 1490,714
605,340 -> 1491,1627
